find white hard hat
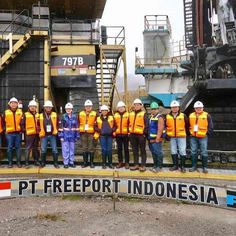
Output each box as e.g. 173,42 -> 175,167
43,100 -> 53,108
117,101 -> 126,108
28,100 -> 37,107
65,102 -> 73,109
133,98 -> 142,104
9,97 -> 18,103
194,101 -> 204,108
84,100 -> 93,106
100,104 -> 109,111
170,100 -> 180,107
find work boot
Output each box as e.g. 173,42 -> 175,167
102,154 -> 106,169
203,168 -> 208,174
139,165 -> 146,172
16,149 -> 22,168
125,163 -> 129,169
189,155 -> 197,172
34,159 -> 41,167
202,155 -> 208,171
108,154 -> 114,169
89,152 -> 95,168
53,153 -> 59,169
82,152 -> 88,168
180,155 -> 186,173
41,153 -> 47,167
7,151 -> 13,168
25,150 -> 29,167
130,165 -> 139,171
157,154 -> 163,170
116,162 -> 124,168
152,154 -> 158,169
169,154 -> 178,171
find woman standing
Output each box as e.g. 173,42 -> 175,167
59,103 -> 80,168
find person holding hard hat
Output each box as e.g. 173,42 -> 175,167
166,100 -> 189,173
129,98 -> 149,172
3,97 -> 23,168
59,103 -> 80,168
38,100 -> 59,168
148,102 -> 165,172
94,105 -> 116,169
22,100 -> 40,167
78,100 -> 97,168
114,101 -> 130,169
189,101 -> 213,173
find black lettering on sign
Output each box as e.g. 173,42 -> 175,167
102,179 -> 111,193
112,180 -> 121,194
155,182 -> 165,197
73,179 -> 81,193
44,180 -> 52,194
19,181 -> 28,196
82,179 -> 91,192
200,186 -> 205,203
178,184 -> 188,200
133,181 -> 142,195
92,179 -> 101,193
166,183 -> 176,199
53,179 -> 62,194
144,181 -> 153,196
127,180 -> 132,194
64,179 -> 72,193
189,185 -> 198,201
29,180 -> 38,195
206,187 -> 219,205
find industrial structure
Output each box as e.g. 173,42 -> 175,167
0,0 -> 128,112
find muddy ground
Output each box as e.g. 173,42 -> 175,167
0,196 -> 235,236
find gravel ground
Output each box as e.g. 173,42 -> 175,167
0,196 -> 235,236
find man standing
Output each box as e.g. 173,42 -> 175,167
39,100 -> 59,168
129,98 -> 149,172
189,101 -> 213,173
148,102 -> 165,172
22,100 -> 41,167
114,101 -> 130,169
3,97 -> 23,168
78,100 -> 97,168
166,100 -> 188,173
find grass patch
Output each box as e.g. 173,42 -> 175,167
36,213 -> 62,221
61,195 -> 82,201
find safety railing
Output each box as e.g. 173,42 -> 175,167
101,26 -> 125,45
144,15 -> 172,35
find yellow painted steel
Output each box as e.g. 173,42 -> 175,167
51,45 -> 95,56
0,168 -> 236,181
50,68 -> 96,76
44,39 -> 50,101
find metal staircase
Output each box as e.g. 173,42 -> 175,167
96,27 -> 127,109
183,0 -> 195,50
0,32 -> 31,71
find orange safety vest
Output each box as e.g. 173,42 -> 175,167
25,112 -> 39,136
129,111 -> 145,134
0,116 -> 3,133
79,110 -> 97,133
166,113 -> 186,138
114,111 -> 129,135
94,115 -> 114,139
39,112 -> 58,137
4,109 -> 23,133
189,111 -> 208,138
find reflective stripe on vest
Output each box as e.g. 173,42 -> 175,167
39,112 -> 58,137
129,111 -> 145,134
114,112 -> 129,135
4,109 -> 23,133
189,111 -> 208,138
79,110 -> 96,133
25,112 -> 39,135
166,113 -> 186,137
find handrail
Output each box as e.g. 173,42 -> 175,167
101,26 -> 125,45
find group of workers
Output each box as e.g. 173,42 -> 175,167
0,97 -> 213,173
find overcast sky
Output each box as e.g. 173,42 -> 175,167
100,0 -> 185,89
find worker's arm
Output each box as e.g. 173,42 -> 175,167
207,114 -> 214,135
144,113 -> 149,136
156,116 -> 164,142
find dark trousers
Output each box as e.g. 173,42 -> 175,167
116,135 -> 129,164
129,134 -> 147,166
25,135 -> 40,160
